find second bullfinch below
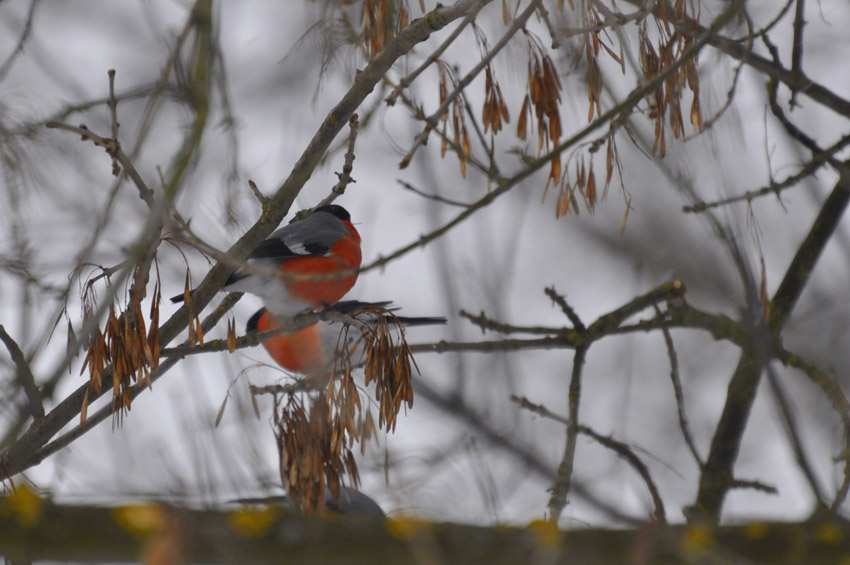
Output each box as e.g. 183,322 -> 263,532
231,486 -> 385,519
246,301 -> 446,378
172,204 -> 361,317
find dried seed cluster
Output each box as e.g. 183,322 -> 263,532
437,62 -> 472,178
518,33 -> 564,194
638,1 -> 703,157
80,266 -> 161,426
274,394 -> 360,513
269,305 -> 417,513
425,0 -> 702,221
362,0 -> 411,59
362,309 -> 415,432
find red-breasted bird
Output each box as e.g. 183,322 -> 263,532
246,301 -> 446,377
172,204 -> 361,317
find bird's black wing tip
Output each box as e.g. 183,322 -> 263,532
246,307 -> 269,333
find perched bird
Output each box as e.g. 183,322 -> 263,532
231,486 -> 386,519
172,204 -> 361,317
247,300 -> 446,377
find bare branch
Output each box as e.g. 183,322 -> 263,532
547,344 -> 587,522
0,0 -> 40,83
45,121 -> 156,210
790,0 -> 806,106
0,325 -> 44,421
654,305 -> 702,467
399,180 -> 473,208
544,287 -> 585,331
765,364 -> 825,506
459,310 -> 565,335
314,113 -> 361,210
728,479 -> 778,495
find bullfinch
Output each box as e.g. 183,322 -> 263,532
246,300 -> 446,378
173,204 -> 361,317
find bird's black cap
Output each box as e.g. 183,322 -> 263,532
315,204 -> 350,221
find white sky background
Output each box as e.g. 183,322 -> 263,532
0,0 -> 849,527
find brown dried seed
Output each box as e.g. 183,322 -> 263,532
81,388 -> 89,426
517,95 -> 529,139
557,189 -> 569,218
497,84 -> 510,122
215,396 -> 228,427
227,318 -> 236,353
620,198 -> 631,234
690,97 -> 702,129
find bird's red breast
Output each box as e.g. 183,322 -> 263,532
280,220 -> 361,306
254,309 -> 327,375
248,301 -> 446,378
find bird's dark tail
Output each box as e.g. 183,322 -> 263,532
170,291 -> 190,304
330,301 -> 447,327
394,315 -> 448,327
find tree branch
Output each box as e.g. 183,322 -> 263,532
0,325 -> 44,421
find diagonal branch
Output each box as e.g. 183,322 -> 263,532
0,326 -> 44,421
765,364 -> 825,506
769,166 -> 850,332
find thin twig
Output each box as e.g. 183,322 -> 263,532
544,287 -> 585,331
45,121 -> 156,209
314,113 -> 361,210
0,0 -> 40,83
250,381 -> 319,397
460,76 -> 500,181
247,180 -> 270,209
790,0 -> 806,107
765,364 -> 825,506
729,478 -> 778,494
654,304 -> 702,467
107,69 -> 120,146
399,180 -> 473,208
459,310 -> 565,335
